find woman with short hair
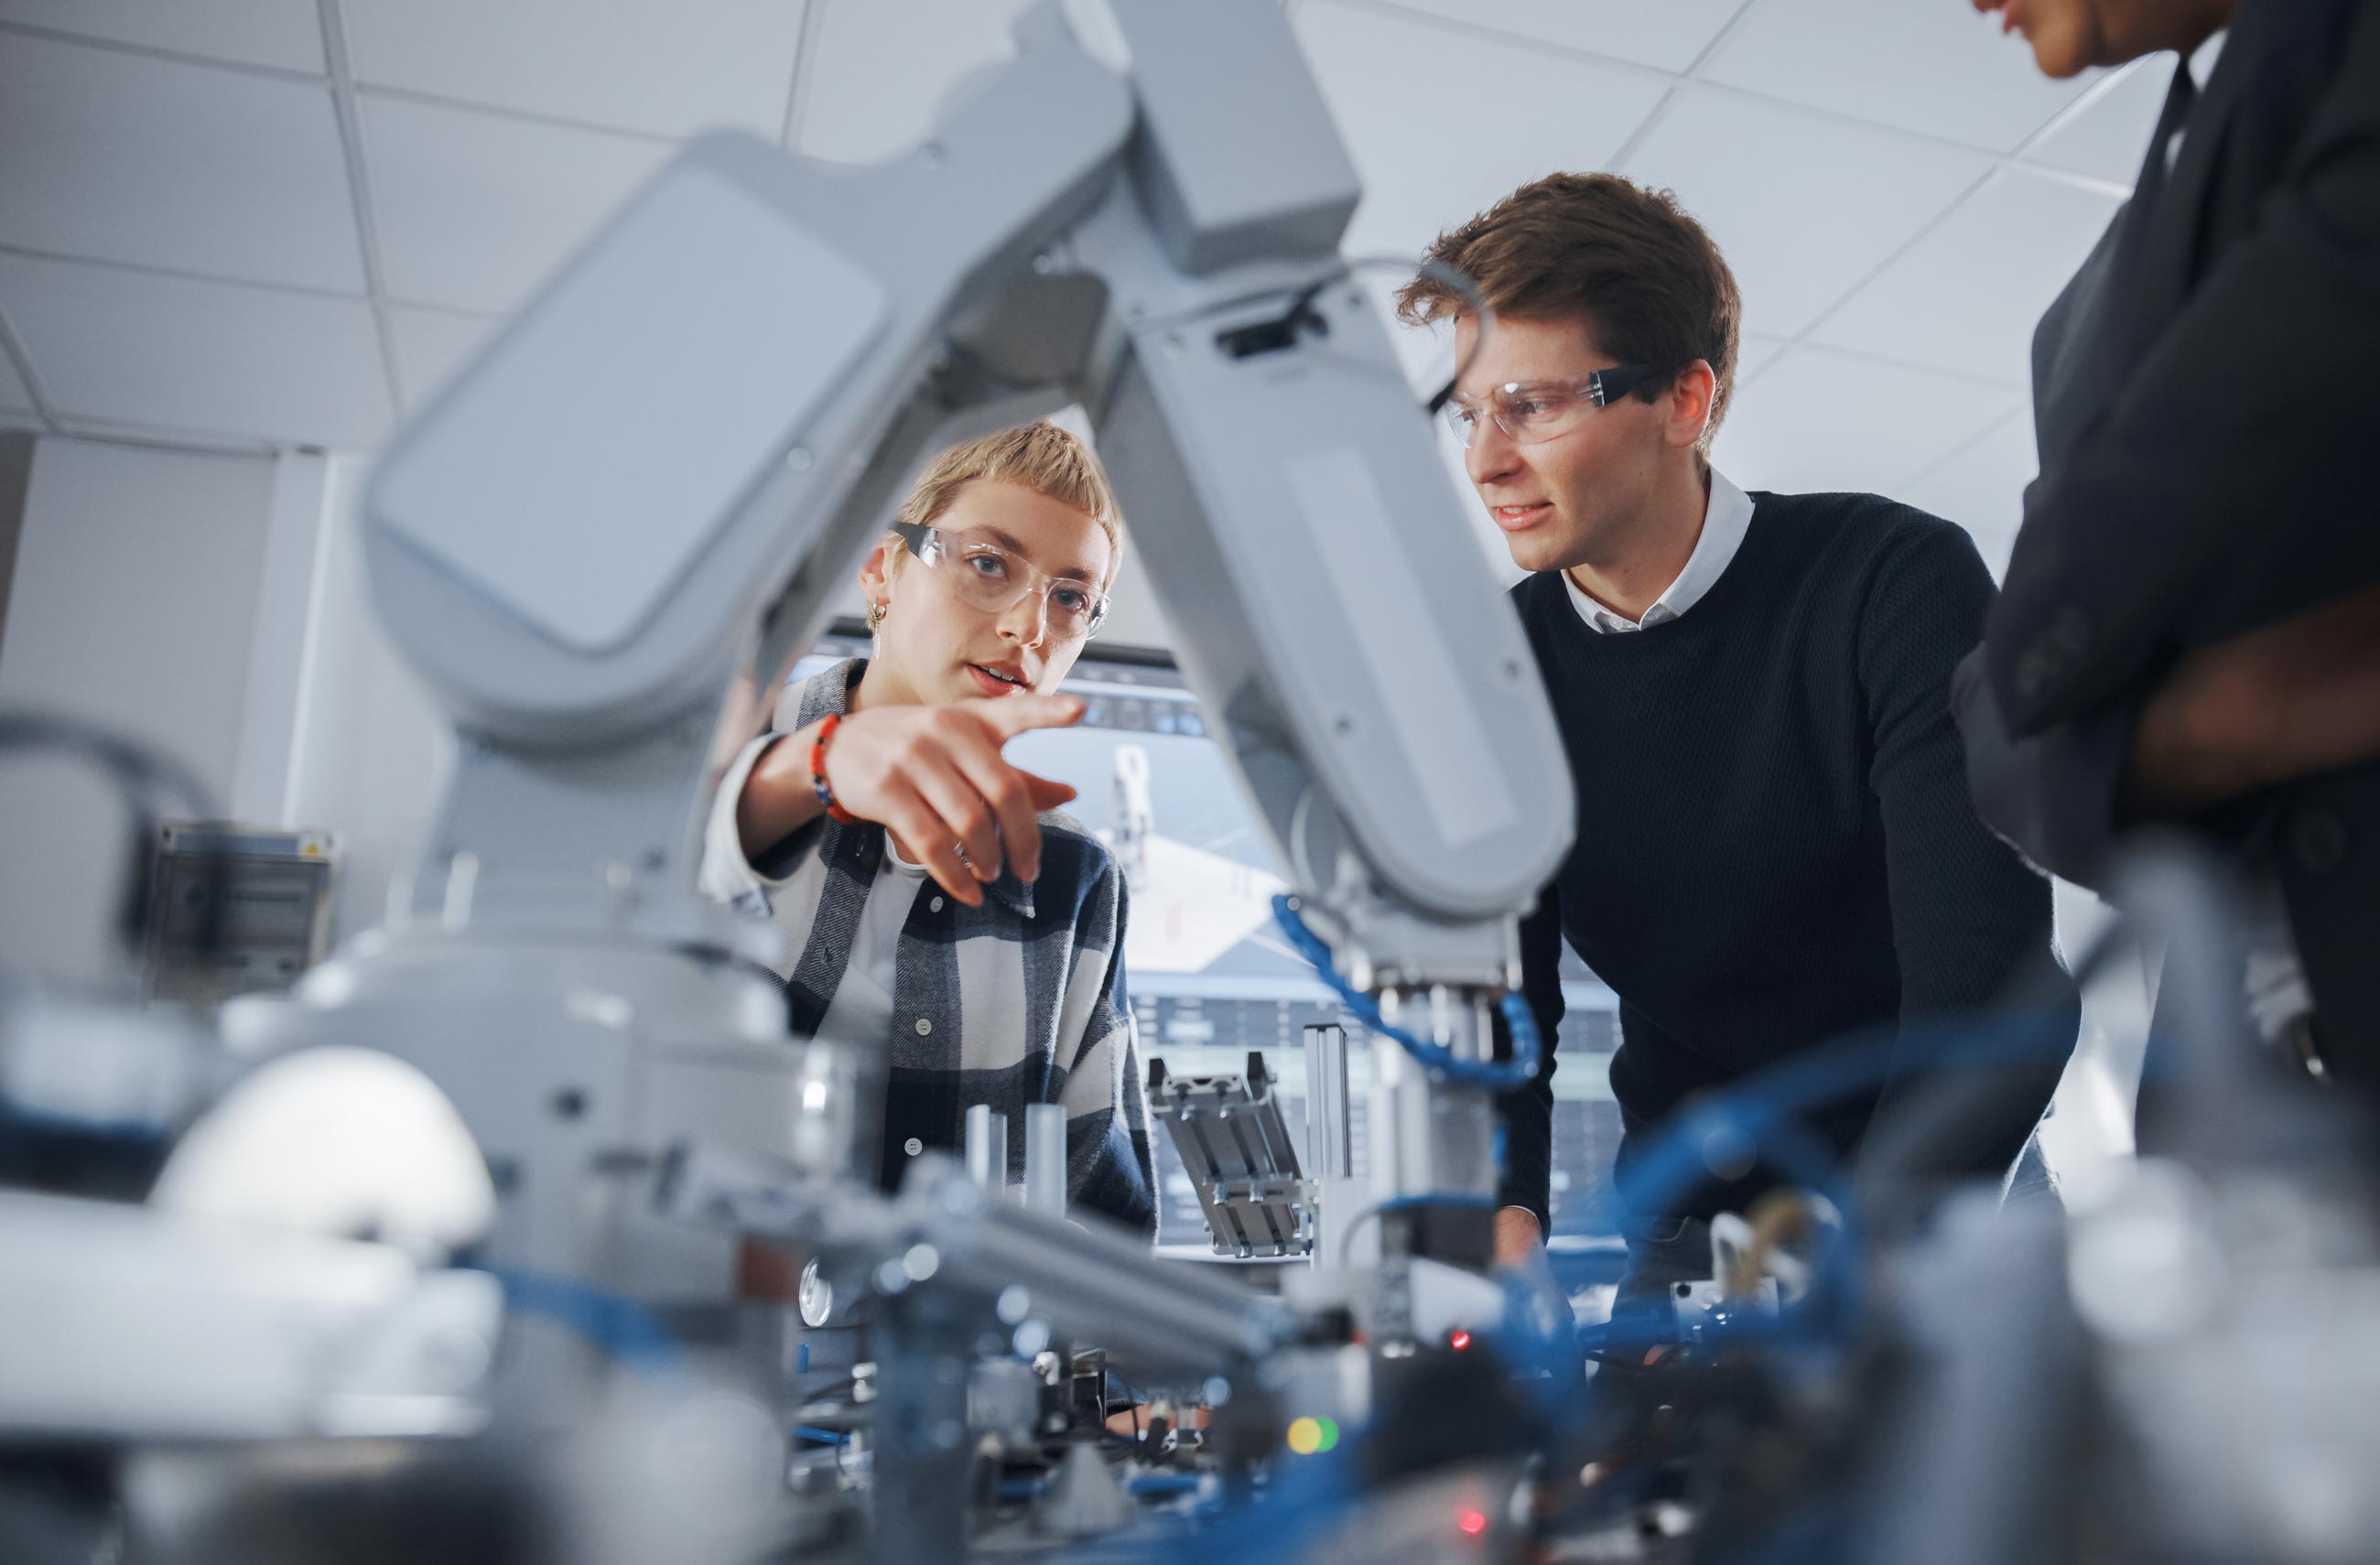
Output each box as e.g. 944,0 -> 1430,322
702,422 -> 1154,1234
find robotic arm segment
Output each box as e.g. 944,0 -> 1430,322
362,48 -> 1136,750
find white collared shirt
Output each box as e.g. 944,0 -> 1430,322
1563,470 -> 1754,633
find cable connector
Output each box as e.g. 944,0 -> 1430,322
1269,895 -> 1539,1094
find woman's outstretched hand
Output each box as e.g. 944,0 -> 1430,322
742,696 -> 1086,905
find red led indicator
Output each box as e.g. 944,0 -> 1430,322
1448,1329 -> 1472,1351
1457,1509 -> 1488,1537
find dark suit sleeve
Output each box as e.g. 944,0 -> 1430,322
1493,877 -> 1566,1234
1989,0 -> 2380,732
1950,645 -> 2137,890
1860,526 -> 2072,1143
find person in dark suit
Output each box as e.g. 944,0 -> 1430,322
1957,0 -> 2380,1080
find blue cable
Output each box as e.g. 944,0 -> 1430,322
1271,895 -> 1540,1093
477,1266 -> 687,1384
1576,1003 -> 2093,1359
1601,1003 -> 2087,1232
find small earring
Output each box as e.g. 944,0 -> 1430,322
867,600 -> 887,631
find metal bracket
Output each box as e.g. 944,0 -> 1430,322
1147,1052 -> 1308,1258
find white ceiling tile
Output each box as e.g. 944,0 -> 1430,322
1701,0 -> 2093,151
1712,343 -> 2020,498
1966,528 -> 2015,580
2024,56 -> 2169,185
0,34 -> 363,291
1366,0 -> 1747,72
363,94 -> 674,315
387,304 -> 500,413
1736,330 -> 1790,385
0,254 -> 392,447
1900,408 -> 2037,574
1810,168 -> 2118,383
1621,87 -> 1991,339
0,0 -> 324,73
1296,1 -> 1669,262
793,0 -> 1037,166
342,0 -> 807,140
0,343 -> 31,410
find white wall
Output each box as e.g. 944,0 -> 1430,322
0,436 -> 277,988
0,438 -> 457,986
277,454 -> 449,942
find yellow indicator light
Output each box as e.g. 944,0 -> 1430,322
1286,1417 -> 1323,1456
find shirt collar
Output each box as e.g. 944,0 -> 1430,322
1563,470 -> 1755,633
792,657 -> 1038,919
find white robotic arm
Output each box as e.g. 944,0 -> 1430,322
346,0 -> 1572,1282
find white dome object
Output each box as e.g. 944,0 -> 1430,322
152,1046 -> 495,1261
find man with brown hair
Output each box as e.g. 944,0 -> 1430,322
1398,173 -> 2073,1295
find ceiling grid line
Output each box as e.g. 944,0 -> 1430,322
0,300 -> 63,435
2008,54 -> 2149,159
1682,0 -> 1769,76
316,0 -> 404,428
1790,339 -> 2022,394
1598,0 -> 1762,179
1325,0 -> 1733,92
40,416 -> 282,459
0,20 -> 326,84
0,243 -> 368,306
356,81 -> 685,151
781,0 -> 838,148
1331,0 -> 2131,196
1896,401 -> 2031,493
1747,163 -> 2001,384
1599,88 -> 1683,175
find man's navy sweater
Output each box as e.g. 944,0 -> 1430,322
1494,490 -> 2073,1227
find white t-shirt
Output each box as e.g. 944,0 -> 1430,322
815,839 -> 929,1049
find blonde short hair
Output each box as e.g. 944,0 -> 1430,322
887,422 -> 1126,591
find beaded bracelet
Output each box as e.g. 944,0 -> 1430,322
806,714 -> 859,825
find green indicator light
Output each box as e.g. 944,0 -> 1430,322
1314,1417 -> 1340,1453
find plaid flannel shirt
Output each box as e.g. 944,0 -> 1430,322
699,659 -> 1156,1235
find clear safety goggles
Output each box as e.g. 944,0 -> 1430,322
889,521 -> 1111,642
1440,364 -> 1665,450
